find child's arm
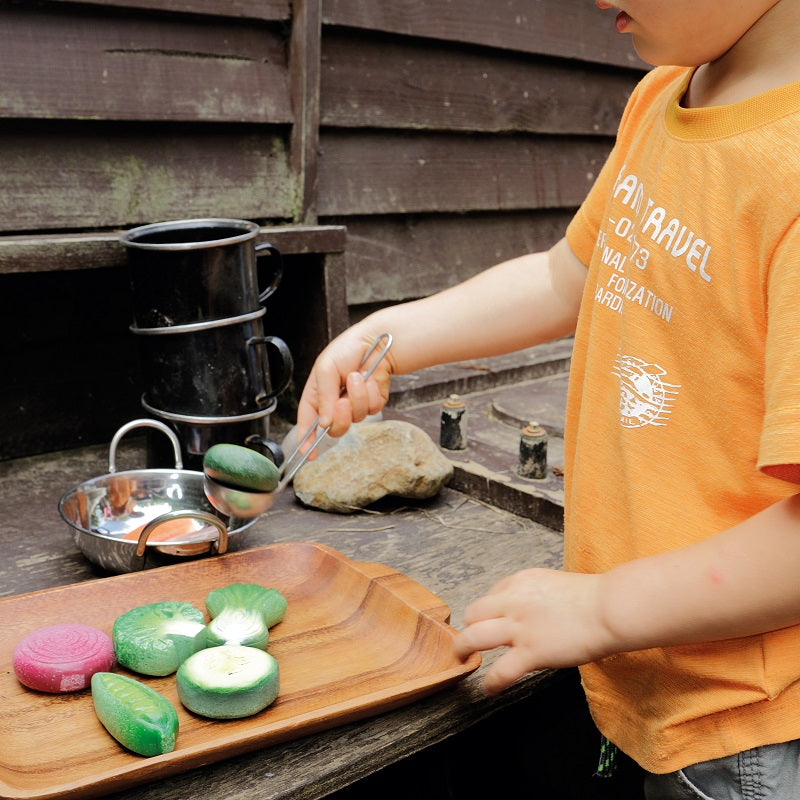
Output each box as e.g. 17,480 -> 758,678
454,493 -> 800,694
296,237 -> 587,439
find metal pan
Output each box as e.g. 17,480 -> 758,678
58,419 -> 258,573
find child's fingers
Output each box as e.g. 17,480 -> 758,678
366,371 -> 389,415
452,617 -> 514,660
481,649 -> 532,696
313,358 -> 352,433
454,618 -> 538,696
462,589 -> 509,627
344,371 -> 371,422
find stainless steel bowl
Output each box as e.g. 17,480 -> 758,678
58,419 -> 257,573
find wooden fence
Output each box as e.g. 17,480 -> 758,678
0,0 -> 644,458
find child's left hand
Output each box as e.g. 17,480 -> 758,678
453,568 -> 614,694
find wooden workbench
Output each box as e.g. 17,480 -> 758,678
0,340 -> 651,799
0,438 -> 617,800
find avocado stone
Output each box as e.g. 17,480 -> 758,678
203,444 -> 280,492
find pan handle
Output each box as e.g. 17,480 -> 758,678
108,418 -> 183,473
135,509 -> 229,557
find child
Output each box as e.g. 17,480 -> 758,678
297,1 -> 800,796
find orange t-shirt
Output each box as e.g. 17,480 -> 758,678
565,65 -> 800,773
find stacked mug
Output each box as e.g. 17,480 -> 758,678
120,218 -> 293,471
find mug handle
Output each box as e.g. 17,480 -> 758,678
247,335 -> 294,401
255,242 -> 283,303
244,435 -> 285,467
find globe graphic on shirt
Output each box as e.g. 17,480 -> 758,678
613,354 -> 680,428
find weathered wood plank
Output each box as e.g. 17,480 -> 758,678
290,0 -> 323,223
318,131 -> 612,216
43,0 -> 291,21
322,32 -> 640,135
0,0 -> 637,463
0,124 -> 294,232
0,437 -> 579,799
0,6 -> 291,123
323,0 -> 645,70
337,210 -> 574,305
0,226 -> 346,274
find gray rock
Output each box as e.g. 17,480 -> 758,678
292,420 -> 453,513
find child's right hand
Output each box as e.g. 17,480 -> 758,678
453,567 -> 614,694
295,329 -> 396,453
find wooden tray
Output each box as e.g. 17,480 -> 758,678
0,542 -> 480,800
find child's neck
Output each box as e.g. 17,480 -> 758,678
684,2 -> 800,108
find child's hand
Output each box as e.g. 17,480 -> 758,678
453,568 -> 615,695
296,331 -> 395,449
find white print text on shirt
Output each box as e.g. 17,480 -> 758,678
607,164 -> 712,283
595,264 -> 674,321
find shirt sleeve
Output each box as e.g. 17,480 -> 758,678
759,218 -> 800,484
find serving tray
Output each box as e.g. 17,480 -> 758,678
0,542 -> 480,800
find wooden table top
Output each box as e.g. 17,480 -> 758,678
0,441 -> 565,800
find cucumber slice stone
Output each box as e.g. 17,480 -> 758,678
176,645 -> 279,719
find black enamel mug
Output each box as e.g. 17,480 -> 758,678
121,218 -> 283,329
133,308 -> 294,417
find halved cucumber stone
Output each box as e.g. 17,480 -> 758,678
113,601 -> 207,677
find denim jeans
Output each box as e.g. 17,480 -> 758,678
643,740 -> 800,800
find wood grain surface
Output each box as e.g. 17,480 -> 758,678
321,31 -> 639,136
323,0 -> 644,68
0,7 -> 291,123
0,440 -> 566,800
0,0 -> 642,458
46,0 -> 290,20
0,543 -> 479,800
317,130 -> 611,217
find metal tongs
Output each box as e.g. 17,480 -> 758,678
204,332 -> 393,518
